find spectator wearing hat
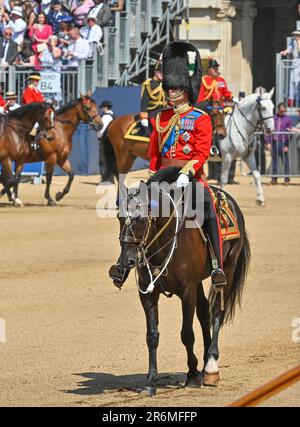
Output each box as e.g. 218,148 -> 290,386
80,15 -> 102,55
0,89 -> 5,114
47,1 -> 70,35
1,6 -> 27,45
4,91 -> 20,111
98,99 -> 115,183
0,26 -> 18,69
66,26 -> 90,67
280,30 -> 300,107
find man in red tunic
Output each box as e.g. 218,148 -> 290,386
148,42 -> 226,287
197,59 -> 234,105
22,72 -> 45,137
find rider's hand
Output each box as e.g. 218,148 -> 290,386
176,174 -> 189,188
232,97 -> 239,104
141,119 -> 148,127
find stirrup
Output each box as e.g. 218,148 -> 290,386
211,268 -> 227,288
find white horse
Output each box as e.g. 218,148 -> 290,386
220,89 -> 275,206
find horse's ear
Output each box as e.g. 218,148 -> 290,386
268,87 -> 275,99
86,89 -> 92,97
79,92 -> 84,99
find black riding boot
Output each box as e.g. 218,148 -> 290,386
203,189 -> 227,287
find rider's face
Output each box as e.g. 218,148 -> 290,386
209,67 -> 219,77
167,89 -> 189,107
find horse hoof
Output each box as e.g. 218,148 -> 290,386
203,371 -> 220,387
13,198 -> 24,207
185,371 -> 203,388
55,192 -> 64,202
140,386 -> 156,397
256,199 -> 265,207
47,199 -> 56,206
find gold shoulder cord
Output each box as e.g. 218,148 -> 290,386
147,82 -> 166,110
202,77 -> 218,101
156,111 -> 181,153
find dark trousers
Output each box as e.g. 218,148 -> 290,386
272,141 -> 290,181
208,160 -> 236,182
203,187 -> 222,268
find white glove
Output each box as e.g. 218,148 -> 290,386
176,173 -> 189,188
232,97 -> 239,104
141,119 -> 149,127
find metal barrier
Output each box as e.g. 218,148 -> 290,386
254,131 -> 300,178
276,53 -> 300,115
0,57 -> 98,105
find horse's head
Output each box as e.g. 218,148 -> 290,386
38,102 -> 55,130
116,183 -> 152,271
255,88 -> 275,133
78,92 -> 103,131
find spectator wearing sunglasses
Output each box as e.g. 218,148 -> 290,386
0,26 -> 18,69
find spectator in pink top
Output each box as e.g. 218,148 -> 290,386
71,0 -> 95,27
29,12 -> 53,69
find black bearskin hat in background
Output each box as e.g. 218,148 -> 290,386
162,41 -> 202,105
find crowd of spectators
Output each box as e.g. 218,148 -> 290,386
0,0 -> 125,71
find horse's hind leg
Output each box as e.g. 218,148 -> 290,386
196,283 -> 212,369
139,291 -> 160,396
56,159 -> 75,202
181,287 -> 202,387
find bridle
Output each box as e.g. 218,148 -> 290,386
229,97 -> 273,149
80,98 -> 101,130
119,188 -> 187,295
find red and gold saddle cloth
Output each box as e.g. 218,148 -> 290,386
124,117 -> 151,143
213,190 -> 240,241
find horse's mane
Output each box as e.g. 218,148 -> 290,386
8,102 -> 49,119
56,96 -> 94,115
146,166 -> 181,186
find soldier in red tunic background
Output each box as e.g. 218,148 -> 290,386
148,42 -> 226,287
22,72 -> 45,138
197,58 -> 239,185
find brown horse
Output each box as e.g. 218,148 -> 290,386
0,102 -> 55,206
109,166 -> 250,395
101,100 -> 226,181
9,94 -> 103,206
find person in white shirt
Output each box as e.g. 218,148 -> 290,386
66,27 -> 90,67
80,16 -> 102,56
98,100 -> 115,183
1,6 -> 27,46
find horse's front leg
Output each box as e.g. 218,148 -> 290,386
139,289 -> 160,396
181,286 -> 202,387
1,158 -> 23,207
45,156 -> 57,206
244,152 -> 265,207
56,159 -> 75,202
13,162 -> 25,203
220,152 -> 232,189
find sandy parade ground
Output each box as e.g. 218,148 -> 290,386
0,170 -> 299,407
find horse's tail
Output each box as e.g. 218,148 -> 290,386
209,229 -> 251,325
101,127 -> 118,180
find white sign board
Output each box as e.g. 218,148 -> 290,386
38,72 -> 61,93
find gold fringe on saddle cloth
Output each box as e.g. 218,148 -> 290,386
124,118 -> 150,143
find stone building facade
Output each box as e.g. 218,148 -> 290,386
179,0 -> 297,96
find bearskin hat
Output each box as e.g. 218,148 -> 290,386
162,41 -> 202,105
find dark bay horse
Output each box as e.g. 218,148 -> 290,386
0,102 -> 55,206
9,94 -> 103,206
101,101 -> 226,181
110,167 -> 250,395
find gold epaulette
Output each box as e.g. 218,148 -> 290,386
193,107 -> 208,115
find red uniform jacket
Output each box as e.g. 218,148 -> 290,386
0,95 -> 5,107
149,106 -> 212,184
197,75 -> 233,104
22,84 -> 45,104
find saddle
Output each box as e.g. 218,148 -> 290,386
212,189 -> 240,242
124,115 -> 151,143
